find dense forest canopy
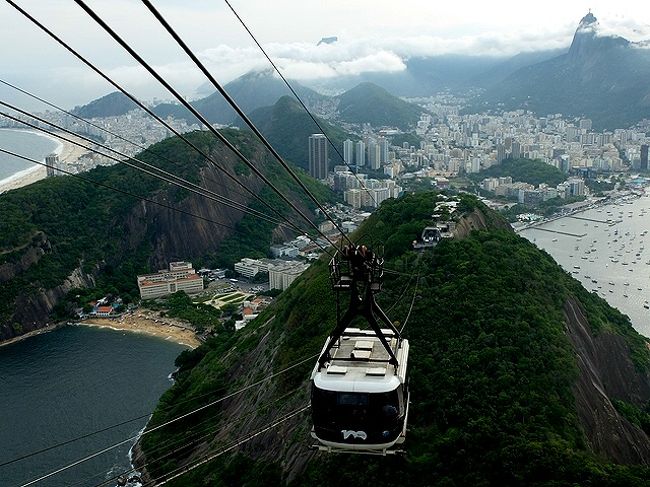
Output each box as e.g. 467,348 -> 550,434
139,192 -> 650,486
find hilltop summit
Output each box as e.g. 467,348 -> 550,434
480,11 -> 650,129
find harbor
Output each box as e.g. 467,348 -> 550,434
519,192 -> 650,338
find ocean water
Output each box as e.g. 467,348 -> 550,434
0,129 -> 60,181
0,326 -> 186,487
519,194 -> 650,338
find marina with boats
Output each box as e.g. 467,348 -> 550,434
519,191 -> 650,337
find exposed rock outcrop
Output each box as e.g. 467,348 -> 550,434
564,298 -> 650,464
0,265 -> 96,340
0,232 -> 50,283
454,207 -> 512,239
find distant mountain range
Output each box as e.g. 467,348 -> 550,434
151,69 -> 327,125
72,12 -> 650,131
477,12 -> 650,129
336,82 -> 423,128
152,74 -> 423,130
71,91 -> 139,118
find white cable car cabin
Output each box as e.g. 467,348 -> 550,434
311,327 -> 409,454
310,245 -> 410,455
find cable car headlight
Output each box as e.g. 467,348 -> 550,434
382,430 -> 391,438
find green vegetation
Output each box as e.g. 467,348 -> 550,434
140,191 -> 650,486
72,91 -> 139,118
245,96 -> 355,169
0,129 -> 335,331
471,157 -> 567,187
586,179 -> 616,195
337,82 -> 424,129
390,132 -> 422,148
613,400 -> 650,435
143,291 -> 222,333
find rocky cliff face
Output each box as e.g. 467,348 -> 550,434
564,298 -> 650,464
123,150 -> 267,271
453,207 -> 512,239
0,132 -> 323,342
0,265 -> 96,340
0,232 -> 50,283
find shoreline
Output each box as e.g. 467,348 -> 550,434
78,316 -> 200,349
0,323 -> 62,348
1,315 -> 200,349
0,128 -> 89,194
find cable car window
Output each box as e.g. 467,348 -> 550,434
336,392 -> 369,406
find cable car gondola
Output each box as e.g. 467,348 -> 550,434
310,245 -> 410,455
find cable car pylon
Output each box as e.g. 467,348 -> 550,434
310,244 -> 410,455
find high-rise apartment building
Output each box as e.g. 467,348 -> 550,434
343,139 -> 354,164
496,144 -> 506,164
45,153 -> 59,178
355,140 -> 366,167
641,144 -> 649,171
308,134 -> 328,180
378,136 -> 389,163
368,141 -> 381,170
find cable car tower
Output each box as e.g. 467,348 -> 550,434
310,244 -> 410,455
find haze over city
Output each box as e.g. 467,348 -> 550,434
2,0 -> 650,107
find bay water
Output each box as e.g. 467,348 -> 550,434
0,326 -> 186,487
519,194 -> 650,338
0,129 -> 60,182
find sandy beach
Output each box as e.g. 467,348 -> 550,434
80,313 -> 200,349
0,129 -> 91,194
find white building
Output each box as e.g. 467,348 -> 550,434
234,258 -> 262,278
137,262 -> 204,299
268,262 -> 310,290
343,139 -> 354,164
355,140 -> 366,167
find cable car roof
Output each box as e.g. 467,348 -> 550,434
311,328 -> 409,394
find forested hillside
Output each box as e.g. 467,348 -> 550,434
472,158 -> 567,187
0,129 -> 335,340
246,96 -> 355,170
137,192 -> 650,486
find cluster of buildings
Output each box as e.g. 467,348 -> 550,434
309,129 -> 405,209
137,262 -> 204,299
403,98 -> 650,177
2,107 -> 201,174
233,257 -> 310,291
480,176 -> 586,205
332,168 -> 402,209
43,150 -> 115,177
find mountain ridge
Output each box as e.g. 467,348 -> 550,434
136,191 -> 650,486
0,129 -> 334,341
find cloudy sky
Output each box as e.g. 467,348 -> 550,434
1,0 -> 650,108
